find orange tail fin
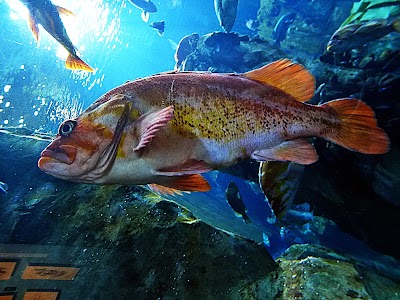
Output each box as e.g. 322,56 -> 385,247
66,54 -> 94,72
322,99 -> 390,154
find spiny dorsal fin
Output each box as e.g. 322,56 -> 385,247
243,59 -> 315,102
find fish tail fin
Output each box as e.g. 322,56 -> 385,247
66,54 -> 94,72
321,99 -> 390,154
392,16 -> 400,32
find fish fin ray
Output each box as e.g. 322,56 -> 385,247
133,105 -> 174,152
243,59 -> 315,102
55,5 -> 76,17
148,183 -> 185,196
28,14 -> 40,42
322,99 -> 390,154
252,139 -> 318,165
66,54 -> 94,72
149,174 -> 211,195
155,159 -> 212,176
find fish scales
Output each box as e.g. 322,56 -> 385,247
101,72 -> 337,144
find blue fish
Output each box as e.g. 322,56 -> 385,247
128,0 -> 157,23
272,13 -> 296,47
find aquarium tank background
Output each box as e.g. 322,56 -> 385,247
0,0 -> 400,299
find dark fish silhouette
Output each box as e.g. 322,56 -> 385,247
20,0 -> 93,72
150,20 -> 165,37
272,13 -> 296,47
225,181 -> 251,223
174,33 -> 199,71
327,17 -> 400,53
259,161 -> 304,219
214,0 -> 239,33
127,0 -> 157,23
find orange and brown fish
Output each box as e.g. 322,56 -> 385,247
38,59 -> 389,194
20,0 -> 94,72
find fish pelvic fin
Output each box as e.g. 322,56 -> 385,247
141,11 -> 150,23
322,99 -> 390,154
55,5 -> 76,17
28,14 -> 40,43
243,59 -> 315,102
66,54 -> 94,72
148,174 -> 211,195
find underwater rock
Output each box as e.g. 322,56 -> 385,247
279,256 -> 370,299
277,244 -> 400,300
373,147 -> 400,207
184,31 -> 285,73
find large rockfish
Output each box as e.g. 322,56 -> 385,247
38,59 -> 389,194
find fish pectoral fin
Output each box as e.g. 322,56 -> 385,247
28,14 -> 40,43
148,174 -> 211,195
141,11 -> 150,22
55,5 -> 76,17
243,59 -> 315,103
155,159 -> 212,176
251,139 -> 318,165
133,105 -> 174,152
66,54 -> 94,72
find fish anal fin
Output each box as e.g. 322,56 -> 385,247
66,54 -> 94,72
243,59 -> 315,102
251,139 -> 318,165
28,14 -> 39,43
149,174 -> 211,195
148,183 -> 185,196
133,105 -> 174,152
55,5 -> 76,17
155,159 -> 212,176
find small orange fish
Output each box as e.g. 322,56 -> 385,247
21,0 -> 94,72
38,59 -> 389,194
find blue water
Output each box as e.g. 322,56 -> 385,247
0,0 -> 259,133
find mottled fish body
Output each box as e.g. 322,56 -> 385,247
38,59 -> 389,194
174,33 -> 199,71
20,0 -> 93,72
214,0 -> 239,32
327,17 -> 400,52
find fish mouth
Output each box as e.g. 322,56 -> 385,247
39,145 -> 77,165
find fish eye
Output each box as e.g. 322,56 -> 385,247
59,120 -> 77,136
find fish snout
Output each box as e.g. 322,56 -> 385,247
40,145 -> 77,165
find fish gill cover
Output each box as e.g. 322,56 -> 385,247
0,0 -> 400,298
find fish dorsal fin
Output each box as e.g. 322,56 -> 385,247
243,59 -> 315,102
